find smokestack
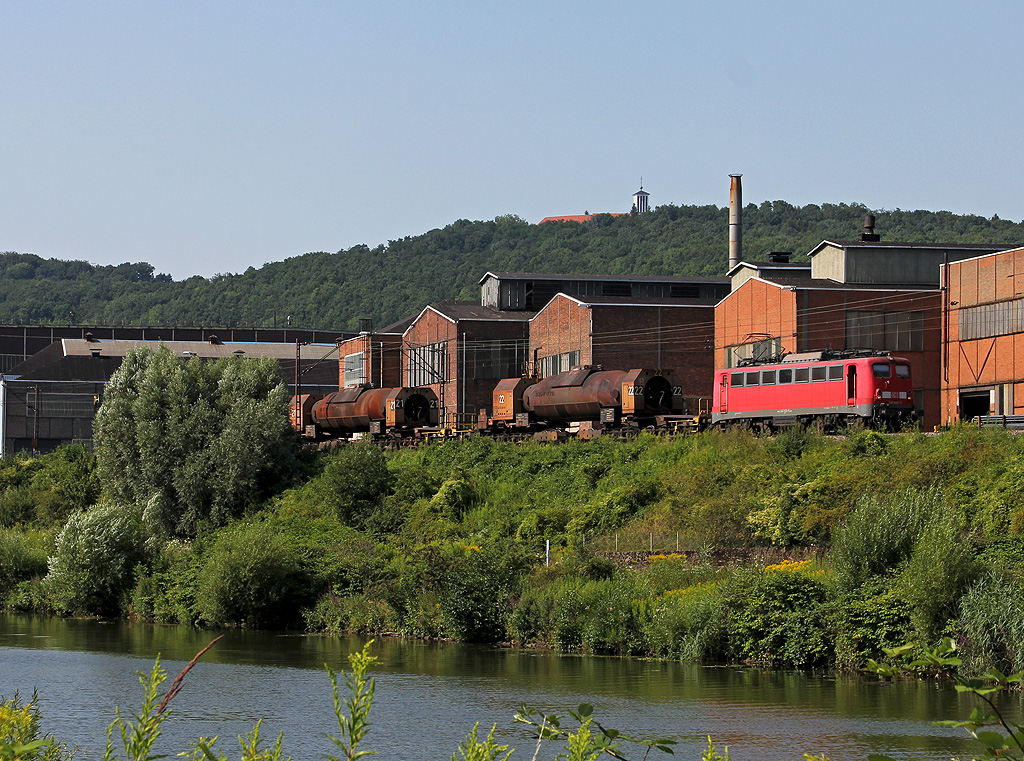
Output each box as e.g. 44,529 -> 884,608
729,174 -> 743,271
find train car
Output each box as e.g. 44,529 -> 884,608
487,366 -> 685,438
712,351 -> 916,430
291,384 -> 439,442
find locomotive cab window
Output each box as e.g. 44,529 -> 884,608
828,365 -> 844,381
730,373 -> 744,386
895,364 -> 910,378
762,371 -> 776,385
811,367 -> 826,382
745,372 -> 760,386
872,363 -> 892,379
794,368 -> 809,382
779,369 -> 792,383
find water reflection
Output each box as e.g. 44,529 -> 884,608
1,614 -> 1020,760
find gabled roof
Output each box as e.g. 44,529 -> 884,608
726,260 -> 811,277
7,338 -> 341,382
478,270 -> 729,285
378,313 -> 418,334
535,293 -> 717,311
944,245 -> 1024,267
739,276 -> 941,293
405,301 -> 536,330
807,240 -> 1009,257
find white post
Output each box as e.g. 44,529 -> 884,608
545,539 -> 550,567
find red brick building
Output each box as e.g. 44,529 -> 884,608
530,293 -> 717,411
335,332 -> 405,389
401,302 -> 532,425
942,246 -> 1024,422
715,240 -> 1005,429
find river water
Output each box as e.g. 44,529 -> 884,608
0,614 -> 1017,760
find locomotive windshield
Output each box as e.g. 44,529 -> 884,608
895,364 -> 910,378
871,363 -> 892,378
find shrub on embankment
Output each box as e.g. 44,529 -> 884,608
2,425 -> 1024,673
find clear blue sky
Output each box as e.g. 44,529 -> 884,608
2,1 -> 1021,280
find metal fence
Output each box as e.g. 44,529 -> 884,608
582,532 -> 702,554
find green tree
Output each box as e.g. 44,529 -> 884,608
93,346 -> 300,538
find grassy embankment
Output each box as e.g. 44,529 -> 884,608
2,426 -> 1023,673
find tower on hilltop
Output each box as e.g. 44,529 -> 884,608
632,180 -> 650,213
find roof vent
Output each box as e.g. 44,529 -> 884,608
767,252 -> 792,263
84,332 -> 98,343
859,214 -> 881,242
208,334 -> 221,345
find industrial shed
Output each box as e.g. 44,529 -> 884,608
530,292 -> 717,413
1,336 -> 344,454
715,237 -> 1006,430
941,246 -> 1024,421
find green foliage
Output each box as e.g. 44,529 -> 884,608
0,446 -> 100,529
957,571 -> 1024,676
830,487 -> 941,589
326,641 -> 377,761
44,502 -> 147,616
725,569 -> 832,667
195,522 -> 306,628
128,540 -> 202,624
182,720 -> 289,761
2,203 -> 1022,331
103,658 -> 172,761
831,584 -> 913,668
896,504 -> 980,640
94,346 -> 300,538
0,692 -> 72,760
317,446 -> 393,529
0,531 -> 47,603
450,723 -> 512,761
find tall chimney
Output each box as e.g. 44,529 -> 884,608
728,174 -> 743,271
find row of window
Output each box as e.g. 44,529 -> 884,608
958,298 -> 1024,341
539,351 -> 580,378
406,339 -> 532,386
730,365 -> 844,387
729,362 -> 908,387
725,312 -> 924,369
845,310 -> 925,352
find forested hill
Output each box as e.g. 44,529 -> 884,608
2,202 -> 1022,332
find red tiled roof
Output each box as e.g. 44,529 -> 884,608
539,213 -> 627,224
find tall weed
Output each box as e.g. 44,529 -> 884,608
830,487 -> 941,589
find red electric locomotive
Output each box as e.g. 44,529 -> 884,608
712,350 -> 917,430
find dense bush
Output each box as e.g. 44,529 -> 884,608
317,445 -> 393,528
0,529 -> 48,602
43,502 -> 147,616
195,521 -> 307,628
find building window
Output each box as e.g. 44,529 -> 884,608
471,339 -> 529,380
344,352 -> 365,386
846,311 -> 924,352
538,351 -> 580,378
959,298 -> 1024,340
726,337 -> 781,368
408,342 -> 447,387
